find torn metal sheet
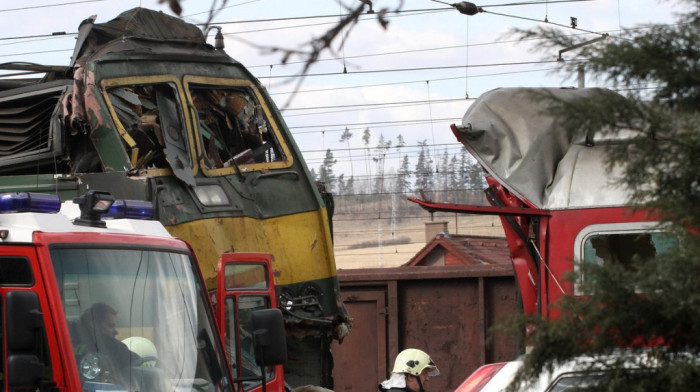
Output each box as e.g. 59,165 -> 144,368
454,87 -> 631,210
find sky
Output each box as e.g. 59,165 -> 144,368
0,0 -> 690,190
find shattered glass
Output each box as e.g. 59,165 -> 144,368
189,86 -> 284,170
107,83 -> 195,185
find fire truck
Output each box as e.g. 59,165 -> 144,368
409,87 -> 677,391
0,189 -> 286,392
0,7 -> 348,389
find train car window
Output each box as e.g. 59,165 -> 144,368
188,85 -> 285,170
575,223 -> 679,294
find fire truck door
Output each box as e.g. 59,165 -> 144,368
215,253 -> 284,392
0,247 -> 56,390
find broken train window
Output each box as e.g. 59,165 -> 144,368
188,85 -> 285,170
577,228 -> 679,294
107,83 -> 191,172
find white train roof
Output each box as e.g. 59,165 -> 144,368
454,87 -> 635,210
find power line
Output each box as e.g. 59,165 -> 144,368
293,120 -> 453,135
0,48 -> 72,59
217,0 -> 599,31
282,98 -> 467,117
265,60 -> 559,79
480,7 -> 626,40
183,0 -> 261,18
288,117 -> 461,132
269,67 -> 556,96
214,7 -> 451,25
221,9 -> 453,37
0,35 -> 71,47
0,0 -> 106,13
283,98 -> 463,112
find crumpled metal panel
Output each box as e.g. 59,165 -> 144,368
454,87 -> 631,210
154,86 -> 195,186
0,83 -> 68,173
70,8 -> 206,67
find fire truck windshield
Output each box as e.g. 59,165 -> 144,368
50,246 -> 231,392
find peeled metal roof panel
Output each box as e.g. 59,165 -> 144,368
92,8 -> 205,44
455,87 -> 631,210
71,7 -> 211,66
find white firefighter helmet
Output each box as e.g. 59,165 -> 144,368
391,348 -> 439,377
122,336 -> 158,367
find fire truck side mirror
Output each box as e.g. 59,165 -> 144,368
6,291 -> 46,388
252,308 -> 287,366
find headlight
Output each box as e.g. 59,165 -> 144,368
194,185 -> 230,206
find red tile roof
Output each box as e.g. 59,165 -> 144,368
404,234 -> 511,266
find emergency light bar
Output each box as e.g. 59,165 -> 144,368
0,192 -> 61,213
104,200 -> 154,220
0,190 -> 154,224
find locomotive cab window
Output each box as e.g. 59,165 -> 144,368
103,78 -> 194,184
184,77 -> 291,175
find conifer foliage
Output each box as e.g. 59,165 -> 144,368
509,2 -> 700,391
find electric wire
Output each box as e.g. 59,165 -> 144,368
288,117 -> 461,131
0,0 -> 106,13
269,67 -> 557,96
264,59 -> 560,79
282,98 -> 467,117
215,0 -> 599,28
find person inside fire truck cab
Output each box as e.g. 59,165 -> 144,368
378,348 -> 439,392
71,303 -> 140,384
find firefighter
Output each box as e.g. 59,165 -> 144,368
378,348 -> 439,392
72,303 -> 140,384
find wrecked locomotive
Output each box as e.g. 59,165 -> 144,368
0,8 -> 349,389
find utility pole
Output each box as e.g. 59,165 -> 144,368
558,34 -> 609,88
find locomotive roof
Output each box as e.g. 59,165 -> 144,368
454,87 -> 634,210
70,7 -> 228,67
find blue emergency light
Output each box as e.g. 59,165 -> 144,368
0,192 -> 61,213
104,200 -> 155,220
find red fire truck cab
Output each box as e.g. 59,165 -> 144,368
0,190 -> 285,392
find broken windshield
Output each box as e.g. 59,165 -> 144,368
105,78 -> 289,179
106,81 -> 195,185
187,83 -> 286,171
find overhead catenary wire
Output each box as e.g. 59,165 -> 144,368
264,59 -> 561,79
270,67 -> 558,96
282,98 -> 467,117
244,29 -> 617,70
288,117 -> 461,132
0,0 -> 106,13
211,0 -> 599,27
